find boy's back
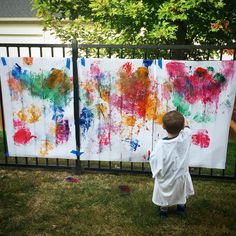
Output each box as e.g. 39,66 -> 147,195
149,113 -> 194,208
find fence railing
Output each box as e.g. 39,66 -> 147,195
0,42 -> 235,179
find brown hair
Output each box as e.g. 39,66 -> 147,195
163,110 -> 184,135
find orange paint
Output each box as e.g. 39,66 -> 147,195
100,89 -> 110,102
123,116 -> 136,127
23,57 -> 33,65
7,76 -> 22,100
46,69 -> 64,89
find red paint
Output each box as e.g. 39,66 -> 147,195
166,63 -> 225,108
13,128 -> 36,145
122,62 -> 133,77
113,66 -> 152,118
192,130 -> 210,148
56,120 -> 69,144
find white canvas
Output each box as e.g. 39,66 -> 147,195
78,58 -> 156,162
0,57 -> 76,159
156,60 -> 236,168
78,58 -> 236,168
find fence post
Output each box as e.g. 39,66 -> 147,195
72,39 -> 82,174
0,80 -> 8,164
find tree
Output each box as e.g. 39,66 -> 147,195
32,0 -> 236,45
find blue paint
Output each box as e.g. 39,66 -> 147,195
125,138 -> 140,151
12,63 -> 22,79
143,59 -> 153,68
70,150 -> 84,156
80,107 -> 94,137
50,105 -> 64,121
81,57 -> 85,66
66,58 -> 70,69
158,58 -> 162,69
1,57 -> 6,66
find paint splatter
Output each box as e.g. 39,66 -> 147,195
166,62 -> 228,113
125,138 -> 140,151
51,105 -> 64,122
115,66 -> 152,118
98,126 -> 111,152
10,64 -> 72,107
7,76 -> 22,100
40,139 -> 54,157
56,120 -> 70,144
122,62 -> 133,77
17,104 -> 42,124
80,107 -> 94,137
23,57 -> 33,65
13,127 -> 36,145
13,119 -> 25,129
123,116 -> 136,127
192,130 -> 210,148
193,112 -> 213,123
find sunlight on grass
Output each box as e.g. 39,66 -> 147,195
0,169 -> 235,235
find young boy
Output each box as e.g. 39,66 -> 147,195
149,110 -> 194,219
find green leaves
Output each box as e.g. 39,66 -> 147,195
32,0 -> 236,45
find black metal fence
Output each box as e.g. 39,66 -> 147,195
0,42 -> 235,179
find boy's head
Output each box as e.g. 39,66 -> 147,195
162,110 -> 184,135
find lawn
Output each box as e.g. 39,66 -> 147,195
0,169 -> 235,236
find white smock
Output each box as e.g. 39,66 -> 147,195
149,127 -> 194,206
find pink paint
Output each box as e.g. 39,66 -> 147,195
166,62 -> 187,78
167,64 -> 226,109
13,119 -> 25,129
98,126 -> 110,152
221,61 -> 235,80
161,82 -> 171,101
90,63 -> 100,78
13,128 -> 36,145
192,130 -> 210,148
56,120 -> 69,144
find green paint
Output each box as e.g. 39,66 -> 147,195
213,73 -> 226,84
225,99 -> 231,108
172,92 -> 191,117
20,70 -> 72,107
207,66 -> 214,72
193,112 -> 212,123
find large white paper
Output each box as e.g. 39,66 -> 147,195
0,57 -> 76,159
78,58 -> 236,168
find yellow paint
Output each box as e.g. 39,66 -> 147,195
156,111 -> 165,125
96,103 -> 107,117
40,140 -> 54,157
49,123 -> 56,136
146,93 -> 160,121
17,104 -> 42,124
123,116 -> 136,127
100,89 -> 109,102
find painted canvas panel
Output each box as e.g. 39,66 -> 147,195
78,58 -> 158,162
0,57 -> 76,159
156,60 -> 236,168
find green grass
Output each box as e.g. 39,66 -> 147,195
0,169 -> 235,235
